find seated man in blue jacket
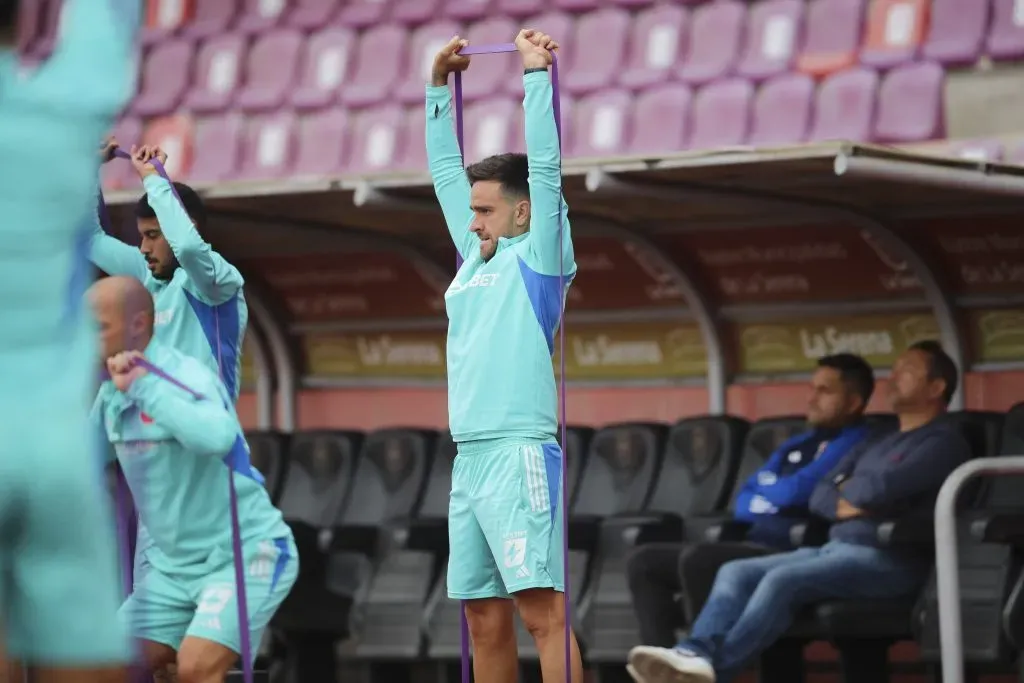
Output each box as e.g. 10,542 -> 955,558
628,340 -> 971,683
626,353 -> 877,648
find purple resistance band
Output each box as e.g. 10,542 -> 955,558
103,149 -> 255,683
451,43 -> 571,683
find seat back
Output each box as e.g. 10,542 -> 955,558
245,431 -> 290,503
337,429 -> 436,527
748,72 -> 814,145
677,0 -> 746,85
689,78 -> 754,149
572,89 -> 632,158
647,416 -> 750,516
921,0 -> 989,65
418,431 -> 457,520
807,65 -> 878,142
1000,402 -> 1024,456
874,60 -> 945,143
736,0 -> 805,80
572,423 -> 668,517
628,84 -> 692,154
795,0 -> 863,77
946,411 -> 1005,459
277,430 -> 363,527
562,426 -> 595,508
987,0 -> 1024,61
727,416 -> 807,508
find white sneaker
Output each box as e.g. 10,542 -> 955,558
628,645 -> 716,683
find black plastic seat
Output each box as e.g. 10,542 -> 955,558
946,410 -> 1005,458
245,430 -> 290,504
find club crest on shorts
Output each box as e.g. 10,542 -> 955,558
503,536 -> 527,568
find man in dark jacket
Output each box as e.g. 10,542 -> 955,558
627,341 -> 971,683
625,353 -> 877,648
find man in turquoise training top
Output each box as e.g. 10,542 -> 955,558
0,0 -> 138,680
427,29 -> 583,683
89,276 -> 297,682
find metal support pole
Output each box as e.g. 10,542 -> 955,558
935,456 -> 1024,683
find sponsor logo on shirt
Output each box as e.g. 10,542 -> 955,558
446,273 -> 500,296
154,309 -> 174,326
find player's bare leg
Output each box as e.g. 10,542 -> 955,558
176,637 -> 241,683
464,599 -> 519,683
515,588 -> 584,683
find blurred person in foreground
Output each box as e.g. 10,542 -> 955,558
627,354 -> 879,650
0,0 -> 138,680
427,29 -> 581,683
628,341 -> 970,683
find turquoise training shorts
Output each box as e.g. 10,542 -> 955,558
447,438 -> 566,599
0,407 -> 131,665
119,536 -> 297,662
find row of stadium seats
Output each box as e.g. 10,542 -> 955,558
244,403 -> 1024,681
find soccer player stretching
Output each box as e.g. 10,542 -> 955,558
427,29 -> 583,683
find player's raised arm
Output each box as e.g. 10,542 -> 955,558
518,30 -> 576,278
130,145 -> 244,305
88,139 -> 150,280
426,36 -> 477,261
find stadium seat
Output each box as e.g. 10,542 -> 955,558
563,7 -> 632,96
947,410 -> 1005,459
556,0 -> 602,11
286,0 -> 341,29
688,78 -> 755,149
237,0 -> 291,34
676,0 -> 746,86
496,0 -> 546,19
874,60 -> 945,143
748,72 -> 815,146
444,0 -> 498,22
609,0 -> 662,6
735,0 -> 806,81
582,417 -> 749,662
133,39 -> 194,118
102,117 -> 144,191
458,17 -> 520,102
185,34 -> 248,114
236,29 -> 304,113
795,0 -> 864,77
398,106 -> 427,171
140,0 -> 191,46
183,0 -> 240,40
293,108 -> 351,177
336,0 -> 394,28
572,89 -> 633,159
339,24 -> 409,109
505,12 -> 576,98
860,0 -> 929,68
807,66 -> 879,142
392,0 -> 444,24
246,431 -> 291,504
464,98 -> 521,163
987,0 -> 1024,61
238,111 -> 297,180
289,27 -> 355,111
1001,402 -> 1024,455
187,114 -> 245,183
627,83 -> 693,155
143,115 -> 194,180
617,4 -> 689,91
922,0 -> 990,66
394,21 -> 464,105
348,105 -> 406,173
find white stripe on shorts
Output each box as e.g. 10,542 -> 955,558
522,444 -> 550,513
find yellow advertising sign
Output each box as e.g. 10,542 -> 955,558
555,322 -> 706,379
969,309 -> 1024,363
736,313 -> 940,374
304,330 -> 447,378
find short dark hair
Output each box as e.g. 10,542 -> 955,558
135,182 -> 207,232
818,353 -> 875,406
908,340 -> 958,405
0,1 -> 18,33
465,153 -> 529,200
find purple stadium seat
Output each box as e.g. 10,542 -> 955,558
608,0 -> 659,6
187,114 -> 246,183
339,24 -> 409,109
496,0 -> 546,20
748,73 -> 814,146
464,98 -> 521,163
677,0 -> 747,86
860,0 -> 928,68
290,27 -> 355,111
689,78 -> 754,149
132,39 -> 194,118
445,0 -> 499,21
293,109 -> 351,177
237,0 -> 292,33
505,12 -> 575,98
618,5 -> 689,90
239,112 -> 297,179
461,17 -> 520,102
287,0 -> 342,29
987,0 -> 1024,61
348,106 -> 406,173
399,107 -> 427,171
564,8 -> 631,96
922,0 -> 989,65
572,89 -> 633,158
796,0 -> 864,77
183,0 -> 240,40
237,29 -> 304,112
337,0 -> 394,28
393,0 -> 444,24
140,0 -> 188,46
555,0 -> 600,11
874,61 -> 944,142
102,117 -> 144,191
394,21 -> 464,105
185,34 -> 248,114
628,84 -> 693,154
808,66 -> 878,141
737,0 -> 806,80
947,139 -> 1004,162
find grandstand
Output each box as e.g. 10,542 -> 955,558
19,0 -> 1024,680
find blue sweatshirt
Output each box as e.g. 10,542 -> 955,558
735,423 -> 871,548
809,417 -> 970,547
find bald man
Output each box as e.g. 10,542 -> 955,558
89,277 -> 297,683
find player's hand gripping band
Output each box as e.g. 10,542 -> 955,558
451,43 -> 571,683
101,151 -> 255,683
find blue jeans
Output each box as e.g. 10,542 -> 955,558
679,540 -> 928,683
